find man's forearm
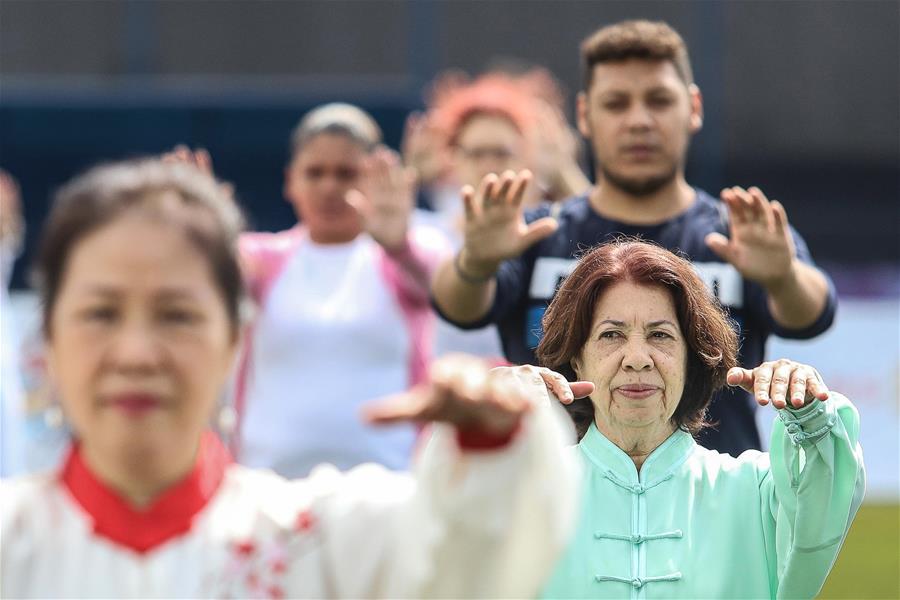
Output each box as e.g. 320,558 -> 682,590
431,253 -> 498,324
765,260 -> 830,329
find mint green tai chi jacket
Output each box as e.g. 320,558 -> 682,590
542,393 -> 865,599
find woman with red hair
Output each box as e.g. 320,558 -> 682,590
410,69 -> 589,358
412,68 -> 589,227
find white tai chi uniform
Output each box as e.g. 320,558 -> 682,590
1,404 -> 579,599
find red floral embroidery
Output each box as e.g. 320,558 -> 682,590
294,510 -> 316,532
234,540 -> 256,556
271,558 -> 287,574
216,513 -> 319,597
245,572 -> 259,589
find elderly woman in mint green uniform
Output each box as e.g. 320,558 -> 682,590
536,240 -> 864,599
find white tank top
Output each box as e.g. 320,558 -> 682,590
239,234 -> 415,478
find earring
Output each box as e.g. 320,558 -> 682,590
43,403 -> 64,429
217,405 -> 237,435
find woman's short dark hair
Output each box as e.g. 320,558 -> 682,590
581,19 -> 694,90
536,239 -> 738,439
35,159 -> 247,338
289,102 -> 382,158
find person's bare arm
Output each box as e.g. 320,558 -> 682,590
431,252 -> 500,324
431,170 -> 558,324
705,186 -> 829,329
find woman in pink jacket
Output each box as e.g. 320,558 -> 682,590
232,104 -> 447,478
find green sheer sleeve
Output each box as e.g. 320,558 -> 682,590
760,392 -> 866,599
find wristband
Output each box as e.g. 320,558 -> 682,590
454,251 -> 494,284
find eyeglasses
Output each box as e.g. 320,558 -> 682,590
454,145 -> 516,162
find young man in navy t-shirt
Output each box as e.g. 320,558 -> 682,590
430,20 -> 836,456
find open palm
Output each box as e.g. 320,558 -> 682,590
459,170 -> 558,275
347,146 -> 416,253
705,186 -> 796,288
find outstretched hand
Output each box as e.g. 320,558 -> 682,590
363,356 -> 593,436
705,186 -> 796,290
160,145 -> 234,197
0,169 -> 23,245
487,364 -> 594,407
532,103 -> 589,201
458,170 -> 559,279
401,111 -> 452,187
727,358 -> 829,410
346,146 -> 416,253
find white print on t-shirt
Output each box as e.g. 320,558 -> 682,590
691,262 -> 743,308
529,258 -> 578,299
529,257 -> 743,309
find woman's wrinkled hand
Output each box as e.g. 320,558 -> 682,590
727,358 -> 829,409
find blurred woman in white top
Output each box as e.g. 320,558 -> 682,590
0,158 -> 583,598
197,103 -> 449,477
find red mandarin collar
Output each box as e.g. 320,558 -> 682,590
61,431 -> 232,554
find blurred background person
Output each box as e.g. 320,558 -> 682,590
407,69 -> 590,359
1,169 -> 26,476
431,21 -> 837,459
233,103 -> 447,478
0,170 -> 69,476
412,68 -> 589,241
0,157 -> 581,598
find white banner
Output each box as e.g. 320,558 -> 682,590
763,298 -> 899,501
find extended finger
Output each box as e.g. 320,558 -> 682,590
361,150 -> 381,191
721,188 -> 748,223
806,370 -> 830,401
509,170 -> 533,208
733,187 -> 758,221
403,111 -> 422,141
491,171 -> 516,207
539,368 -> 574,404
570,381 -> 595,399
362,386 -> 432,424
373,147 -> 393,188
345,189 -> 370,219
174,145 -> 193,164
752,363 -> 774,406
771,200 -> 789,236
476,173 -> 498,209
403,166 -> 418,192
462,185 -> 479,220
770,361 -> 794,409
386,151 -> 407,193
788,367 -> 809,408
192,148 -> 211,173
726,367 -> 755,394
748,187 -> 775,232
